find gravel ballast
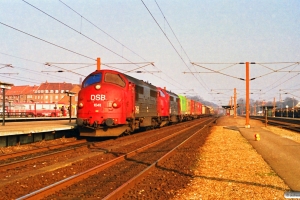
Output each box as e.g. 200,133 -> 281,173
172,124 -> 290,199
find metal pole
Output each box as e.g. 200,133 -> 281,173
245,62 -> 250,128
69,96 -> 72,123
280,93 -> 282,117
97,57 -> 101,71
293,97 -> 294,118
273,97 -> 275,117
2,88 -> 5,126
241,100 -> 243,116
234,88 -> 237,118
265,107 -> 268,127
230,96 -> 233,115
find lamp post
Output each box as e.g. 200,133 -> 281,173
286,105 -> 288,117
65,91 -> 76,123
280,93 -> 283,117
1,81 -> 13,126
8,100 -> 13,118
241,99 -> 243,116
265,106 -> 268,127
293,97 -> 294,118
54,102 -> 57,117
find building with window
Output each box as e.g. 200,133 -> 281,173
3,82 -> 81,104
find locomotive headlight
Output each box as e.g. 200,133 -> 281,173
95,84 -> 101,90
78,102 -> 84,108
112,102 -> 118,108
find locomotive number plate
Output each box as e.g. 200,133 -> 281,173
94,103 -> 102,107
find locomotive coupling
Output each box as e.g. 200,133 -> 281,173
76,118 -> 83,126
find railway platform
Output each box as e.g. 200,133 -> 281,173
0,120 -> 77,147
217,116 -> 300,191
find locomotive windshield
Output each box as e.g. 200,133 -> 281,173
104,73 -> 126,87
83,73 -> 102,88
159,90 -> 165,97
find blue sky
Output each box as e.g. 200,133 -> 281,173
1,0 -> 300,106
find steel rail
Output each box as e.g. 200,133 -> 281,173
0,140 -> 86,160
251,116 -> 300,131
103,118 -> 216,199
16,118 -> 212,200
0,142 -> 92,171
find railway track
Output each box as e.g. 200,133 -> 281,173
0,141 -> 92,172
10,117 -> 216,199
251,116 -> 300,132
0,140 -> 86,161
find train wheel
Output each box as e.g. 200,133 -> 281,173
129,119 -> 136,132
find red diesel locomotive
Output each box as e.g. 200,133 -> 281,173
76,67 -> 211,137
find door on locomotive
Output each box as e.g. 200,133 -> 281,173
167,91 -> 180,123
157,87 -> 169,116
157,87 -> 170,127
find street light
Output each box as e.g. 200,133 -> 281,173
286,105 -> 289,117
8,100 -> 13,118
1,81 -> 13,126
293,97 -> 294,118
65,91 -> 76,123
265,106 -> 268,127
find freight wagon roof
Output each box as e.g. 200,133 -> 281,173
178,94 -> 187,99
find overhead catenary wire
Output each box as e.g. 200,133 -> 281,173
0,21 -> 94,61
0,52 -> 83,82
141,0 -> 209,94
153,0 -> 211,93
20,0 -> 162,85
191,62 -> 243,80
22,0 -> 165,78
259,62 -> 299,90
264,73 -> 300,93
21,0 -> 124,62
192,62 -> 300,104
59,0 -> 187,91
0,74 -> 42,84
58,0 -> 147,62
21,0 -> 186,91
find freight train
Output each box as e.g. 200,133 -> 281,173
76,69 -> 213,137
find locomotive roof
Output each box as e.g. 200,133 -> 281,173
166,90 -> 179,98
123,74 -> 157,90
90,69 -> 163,91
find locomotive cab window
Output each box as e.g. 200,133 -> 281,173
159,90 -> 165,97
150,90 -> 157,98
83,73 -> 102,88
104,73 -> 126,87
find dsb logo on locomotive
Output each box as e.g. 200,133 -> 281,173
91,94 -> 106,101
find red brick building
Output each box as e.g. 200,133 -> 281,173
2,82 -> 81,104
